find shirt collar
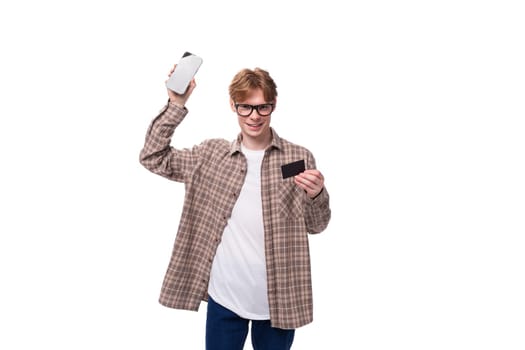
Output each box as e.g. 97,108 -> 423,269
229,128 -> 282,155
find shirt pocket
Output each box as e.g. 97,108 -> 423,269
278,181 -> 304,218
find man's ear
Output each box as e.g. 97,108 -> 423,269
230,99 -> 236,112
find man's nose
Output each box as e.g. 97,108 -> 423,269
249,109 -> 262,118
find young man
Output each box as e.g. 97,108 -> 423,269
139,67 -> 331,350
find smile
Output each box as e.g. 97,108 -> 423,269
247,122 -> 263,127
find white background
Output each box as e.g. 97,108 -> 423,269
1,1 -> 524,349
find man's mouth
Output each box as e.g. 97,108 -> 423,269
247,122 -> 263,129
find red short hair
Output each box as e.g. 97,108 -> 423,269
229,68 -> 278,102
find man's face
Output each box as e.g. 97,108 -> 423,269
231,89 -> 275,148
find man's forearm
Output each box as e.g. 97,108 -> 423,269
305,188 -> 331,234
139,103 -> 188,176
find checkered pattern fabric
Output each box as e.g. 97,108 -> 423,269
139,103 -> 331,329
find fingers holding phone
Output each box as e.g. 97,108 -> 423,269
166,70 -> 196,107
165,52 -> 203,107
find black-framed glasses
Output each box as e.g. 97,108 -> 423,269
234,103 -> 274,117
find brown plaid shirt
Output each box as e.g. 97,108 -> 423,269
139,103 -> 331,329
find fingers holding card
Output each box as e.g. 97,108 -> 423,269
281,160 -> 324,198
294,169 -> 325,199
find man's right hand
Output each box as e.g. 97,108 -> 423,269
166,64 -> 196,107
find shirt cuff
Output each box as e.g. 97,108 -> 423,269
168,100 -> 186,110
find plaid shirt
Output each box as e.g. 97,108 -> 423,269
139,103 -> 331,329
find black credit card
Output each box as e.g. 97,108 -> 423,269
281,159 -> 305,179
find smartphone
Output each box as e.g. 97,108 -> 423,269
166,52 -> 203,95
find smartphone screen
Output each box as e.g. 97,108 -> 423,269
166,52 -> 203,95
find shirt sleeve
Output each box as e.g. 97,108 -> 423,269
303,150 -> 331,234
139,103 -> 200,183
304,187 -> 331,233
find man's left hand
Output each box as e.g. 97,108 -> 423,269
294,170 -> 325,199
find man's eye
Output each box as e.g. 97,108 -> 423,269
259,104 -> 271,111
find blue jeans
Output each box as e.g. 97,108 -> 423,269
206,297 -> 295,350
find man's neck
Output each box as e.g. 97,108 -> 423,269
241,134 -> 272,151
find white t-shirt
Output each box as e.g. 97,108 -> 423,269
207,146 -> 269,319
